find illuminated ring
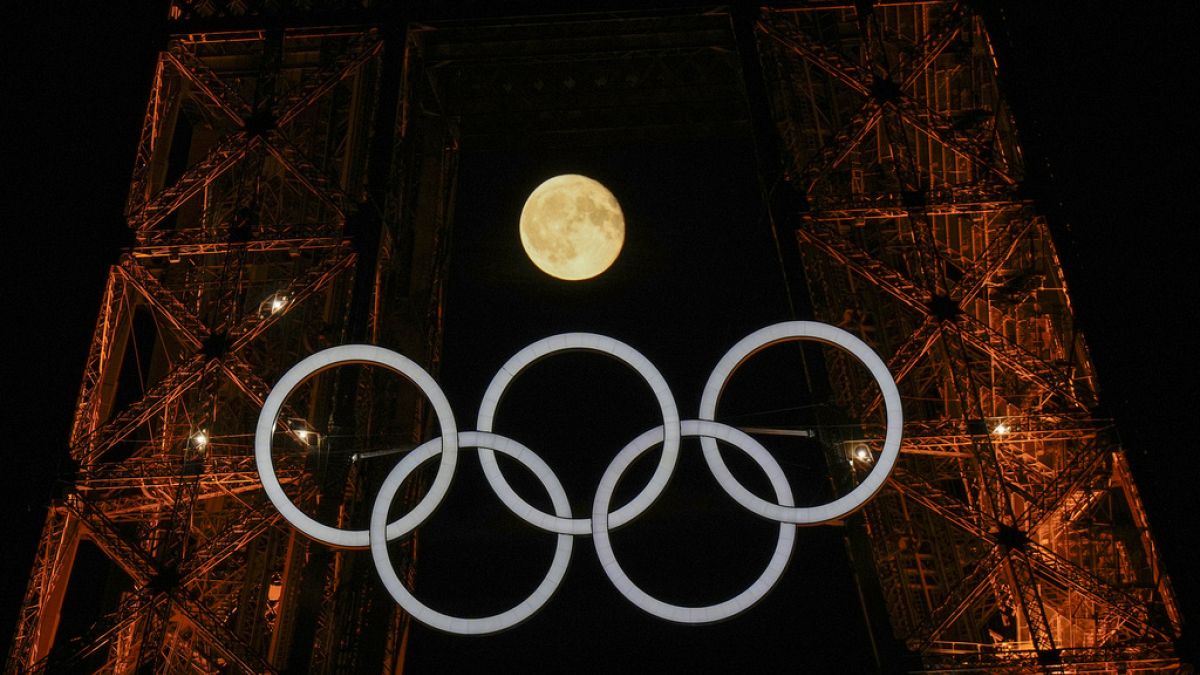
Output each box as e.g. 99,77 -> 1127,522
698,321 -> 903,524
592,419 -> 795,623
476,333 -> 680,536
370,431 -> 573,635
254,344 -> 458,549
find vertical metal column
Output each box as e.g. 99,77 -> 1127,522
4,10 -> 453,671
754,2 -> 1182,670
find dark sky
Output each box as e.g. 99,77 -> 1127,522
4,2 -> 1197,669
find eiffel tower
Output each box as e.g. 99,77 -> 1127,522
7,2 -> 1184,672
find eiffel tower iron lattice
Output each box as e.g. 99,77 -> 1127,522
7,2 -> 1184,673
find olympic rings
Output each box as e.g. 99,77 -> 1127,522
254,321 -> 903,633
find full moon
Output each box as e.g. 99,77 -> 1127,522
519,174 -> 624,280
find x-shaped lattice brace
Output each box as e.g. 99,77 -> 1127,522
21,457 -> 309,673
766,5 -> 1084,408
75,29 -> 383,466
43,30 -> 383,672
889,462 -> 1173,652
758,2 -> 1015,195
47,249 -> 343,667
757,3 -> 1095,655
808,191 -> 1162,652
72,251 -> 355,466
795,208 -> 1134,652
126,30 -> 382,233
762,5 -> 1086,415
30,496 -> 290,674
797,218 -> 1088,418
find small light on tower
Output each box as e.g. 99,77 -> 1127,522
259,292 -> 289,317
288,418 -> 318,446
191,430 -> 209,450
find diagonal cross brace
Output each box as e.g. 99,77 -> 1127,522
64,496 -> 279,673
76,357 -> 214,466
118,259 -> 210,349
888,469 -> 1167,641
274,33 -> 383,129
165,46 -> 251,126
228,251 -> 355,351
797,224 -> 1087,410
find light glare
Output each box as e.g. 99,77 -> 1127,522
191,430 -> 209,450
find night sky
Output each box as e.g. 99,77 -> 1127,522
4,2 -> 1197,670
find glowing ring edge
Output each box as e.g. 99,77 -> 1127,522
475,333 -> 681,536
370,431 -> 573,634
254,344 -> 458,549
591,419 -> 795,624
697,321 -> 903,524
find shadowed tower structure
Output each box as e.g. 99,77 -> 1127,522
7,1 -> 1183,673
754,4 -> 1183,669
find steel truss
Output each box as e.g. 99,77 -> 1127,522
7,3 -> 1184,674
7,21 -> 459,673
756,2 -> 1182,670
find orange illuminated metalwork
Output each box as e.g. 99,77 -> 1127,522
6,2 -> 1182,673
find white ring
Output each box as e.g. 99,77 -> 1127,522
370,431 -> 573,634
476,333 -> 680,535
697,321 -> 903,524
254,344 -> 458,548
592,420 -> 795,624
